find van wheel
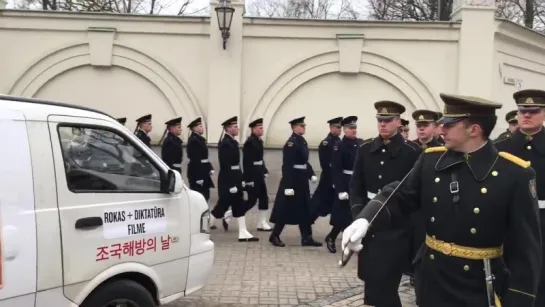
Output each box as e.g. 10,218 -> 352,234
81,279 -> 156,307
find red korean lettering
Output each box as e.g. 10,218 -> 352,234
161,235 -> 171,250
123,240 -> 135,256
145,237 -> 157,252
96,246 -> 109,262
110,243 -> 122,259
135,239 -> 145,255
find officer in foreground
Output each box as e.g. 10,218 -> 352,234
186,117 -> 217,227
212,116 -> 258,242
325,116 -> 359,253
495,89 -> 545,306
269,116 -> 321,247
134,114 -> 152,147
495,110 -> 519,141
343,93 -> 542,307
161,117 -> 183,173
311,117 -> 342,221
243,118 -> 272,232
349,101 -> 420,307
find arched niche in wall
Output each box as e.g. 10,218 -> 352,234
246,50 -> 439,146
8,41 -> 203,143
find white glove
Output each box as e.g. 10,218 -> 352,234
196,180 -> 204,186
338,192 -> 349,200
284,189 -> 294,196
245,182 -> 254,187
241,182 -> 246,188
311,176 -> 318,183
209,170 -> 215,175
341,219 -> 370,256
229,187 -> 238,193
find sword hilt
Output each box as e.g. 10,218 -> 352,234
338,248 -> 355,268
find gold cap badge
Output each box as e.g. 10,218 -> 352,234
418,115 -> 424,120
381,107 -> 388,113
525,97 -> 534,104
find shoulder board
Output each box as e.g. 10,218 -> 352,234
424,146 -> 447,153
493,135 -> 510,144
498,152 -> 531,168
362,138 -> 374,145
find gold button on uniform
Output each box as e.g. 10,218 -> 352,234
378,175 -> 382,179
382,149 -> 386,152
464,265 -> 470,271
473,207 -> 480,214
430,217 -> 435,222
380,161 -> 384,165
481,188 -> 487,194
435,177 -> 440,183
527,145 -> 532,150
470,228 -> 477,234
492,171 -> 498,176
430,254 -> 435,260
433,197 -> 438,203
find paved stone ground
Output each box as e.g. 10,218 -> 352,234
165,209 -> 417,307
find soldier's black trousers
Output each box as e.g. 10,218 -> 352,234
272,223 -> 312,237
211,191 -> 247,218
246,180 -> 269,210
327,226 -> 343,241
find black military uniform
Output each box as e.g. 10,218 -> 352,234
310,117 -> 342,219
435,112 -> 446,145
211,116 -> 258,242
135,114 -> 152,147
495,89 -> 545,306
117,117 -> 127,125
160,117 -> 183,173
349,101 -> 420,307
354,93 -> 541,307
186,117 -> 214,201
495,110 -> 518,142
269,116 -> 322,247
325,116 -> 358,253
243,118 -> 271,231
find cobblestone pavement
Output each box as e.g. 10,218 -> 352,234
166,208 -> 417,307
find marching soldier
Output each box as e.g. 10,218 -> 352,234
311,117 -> 342,221
187,117 -> 220,229
434,111 -> 446,145
495,110 -> 518,141
211,116 -> 258,242
135,114 -> 152,147
117,117 -> 127,126
160,117 -> 183,173
412,110 -> 443,149
495,89 -> 545,306
344,93 -> 541,307
325,116 -> 359,253
399,118 -> 410,140
269,116 -> 322,247
243,118 -> 272,232
348,101 -> 420,307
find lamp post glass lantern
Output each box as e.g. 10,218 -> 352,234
215,0 -> 235,50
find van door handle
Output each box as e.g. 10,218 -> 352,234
75,217 -> 103,229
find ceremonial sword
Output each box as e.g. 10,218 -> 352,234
339,168 -> 414,268
484,258 -> 497,307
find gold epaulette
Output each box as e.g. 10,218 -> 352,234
499,152 -> 531,168
424,146 -> 447,153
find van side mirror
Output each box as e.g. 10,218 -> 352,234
161,169 -> 182,194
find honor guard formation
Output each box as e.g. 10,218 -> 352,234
122,89 -> 545,307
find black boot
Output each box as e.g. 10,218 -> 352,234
222,218 -> 229,231
269,234 -> 285,247
325,235 -> 336,253
302,236 -> 323,247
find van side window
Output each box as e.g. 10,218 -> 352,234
57,125 -> 162,193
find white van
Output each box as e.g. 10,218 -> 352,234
0,95 -> 214,307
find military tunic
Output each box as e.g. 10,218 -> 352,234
357,143 -> 541,307
270,133 -> 316,225
495,129 -> 545,305
243,133 -> 269,210
494,129 -> 513,142
349,132 -> 420,306
212,134 -> 246,218
135,129 -> 151,147
161,132 -> 183,173
187,132 -> 214,201
330,136 -> 358,229
311,133 -> 341,218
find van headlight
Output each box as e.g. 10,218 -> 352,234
200,209 -> 210,234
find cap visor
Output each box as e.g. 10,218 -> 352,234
437,117 -> 464,125
376,115 -> 394,120
518,105 -> 541,111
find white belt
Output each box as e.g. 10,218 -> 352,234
172,163 -> 182,167
539,200 -> 545,209
367,191 -> 376,199
231,165 -> 241,170
253,160 -> 263,165
293,164 -> 307,170
201,159 -> 209,163
343,170 -> 353,175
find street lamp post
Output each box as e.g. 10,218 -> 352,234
214,0 -> 235,50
